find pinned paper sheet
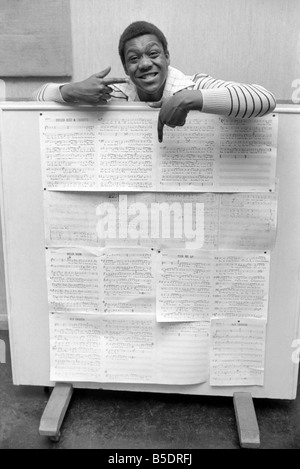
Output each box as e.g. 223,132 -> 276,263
210,317 -> 267,386
156,250 -> 270,322
40,110 -> 278,192
46,247 -> 270,323
44,190 -> 278,251
49,313 -> 210,385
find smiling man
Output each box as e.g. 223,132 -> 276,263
33,21 -> 276,141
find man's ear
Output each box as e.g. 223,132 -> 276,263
123,64 -> 129,75
165,50 -> 170,65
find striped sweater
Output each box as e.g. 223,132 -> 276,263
33,66 -> 276,118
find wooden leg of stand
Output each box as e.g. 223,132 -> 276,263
39,382 -> 73,442
233,392 -> 260,449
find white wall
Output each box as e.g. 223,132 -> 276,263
0,80 -> 8,330
3,0 -> 300,100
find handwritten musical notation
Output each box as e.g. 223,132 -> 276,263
40,108 -> 279,387
44,190 -> 277,251
40,111 -> 278,192
46,247 -> 270,323
156,250 -> 270,322
50,312 -> 209,384
210,317 -> 267,386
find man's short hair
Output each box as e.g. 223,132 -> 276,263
118,21 -> 168,66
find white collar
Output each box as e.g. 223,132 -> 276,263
113,66 -> 195,101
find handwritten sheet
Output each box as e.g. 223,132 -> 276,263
213,252 -> 270,319
40,106 -> 278,388
40,111 -> 157,191
44,191 -> 118,246
46,247 -> 102,313
156,250 -> 270,322
44,191 -> 277,250
40,112 -> 98,189
219,192 -> 278,250
156,250 -> 213,322
157,115 -> 278,192
46,247 -> 270,322
210,318 -> 267,386
96,114 -> 157,190
100,247 -> 156,314
46,247 -> 156,314
40,110 -> 278,192
50,312 -> 209,384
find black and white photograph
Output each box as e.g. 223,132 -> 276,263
0,0 -> 300,452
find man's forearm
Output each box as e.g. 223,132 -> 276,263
32,83 -> 67,102
193,74 -> 276,117
60,83 -> 78,102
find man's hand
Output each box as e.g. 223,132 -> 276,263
149,90 -> 203,142
60,67 -> 128,104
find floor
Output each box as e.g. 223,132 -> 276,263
1,329 -> 300,450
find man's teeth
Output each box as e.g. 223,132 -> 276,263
141,73 -> 157,79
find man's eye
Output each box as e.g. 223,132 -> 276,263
149,51 -> 159,58
128,56 -> 138,63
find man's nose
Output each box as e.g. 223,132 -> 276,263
138,55 -> 152,69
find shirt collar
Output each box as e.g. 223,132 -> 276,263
112,66 -> 195,101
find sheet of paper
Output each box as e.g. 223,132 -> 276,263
46,246 -> 102,313
46,246 -> 156,314
50,313 -> 209,384
210,317 -> 267,386
156,321 -> 210,384
157,115 -> 219,190
50,313 -> 103,382
44,191 -> 119,246
40,112 -> 99,190
40,111 -> 157,191
213,251 -> 270,319
156,249 -> 213,322
100,247 -> 156,314
40,110 -> 278,193
156,250 -> 270,321
95,113 -> 157,190
100,314 -> 156,383
219,192 -> 278,250
157,113 -> 278,192
46,246 -> 270,320
217,115 -> 277,191
44,191 -> 218,249
44,191 -> 277,250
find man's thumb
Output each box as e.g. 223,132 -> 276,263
95,66 -> 112,79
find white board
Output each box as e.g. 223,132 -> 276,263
0,102 -> 300,399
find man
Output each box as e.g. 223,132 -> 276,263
33,21 -> 276,142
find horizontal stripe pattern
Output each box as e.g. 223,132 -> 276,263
192,73 -> 276,117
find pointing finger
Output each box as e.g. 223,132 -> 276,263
158,116 -> 164,143
103,77 -> 130,85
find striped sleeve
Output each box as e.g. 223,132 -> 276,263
192,74 -> 276,118
32,83 -> 67,103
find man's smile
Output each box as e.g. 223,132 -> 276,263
138,72 -> 159,81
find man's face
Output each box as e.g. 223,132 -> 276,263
123,34 -> 170,102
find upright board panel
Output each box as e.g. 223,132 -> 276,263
0,102 -> 299,399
